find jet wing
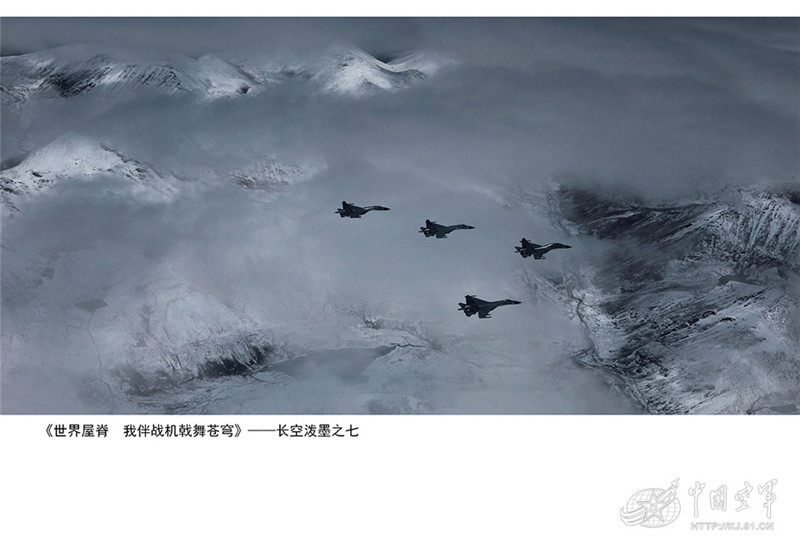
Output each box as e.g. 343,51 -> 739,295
525,241 -> 541,249
477,309 -> 492,319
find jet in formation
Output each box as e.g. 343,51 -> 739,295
419,219 -> 475,239
515,239 -> 572,259
336,201 -> 391,218
458,295 -> 521,318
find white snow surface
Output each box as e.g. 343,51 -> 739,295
1,133 -> 179,201
553,186 -> 800,414
0,134 -> 640,414
0,44 -> 451,105
1,40 -> 797,415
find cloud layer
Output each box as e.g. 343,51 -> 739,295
1,18 -> 797,413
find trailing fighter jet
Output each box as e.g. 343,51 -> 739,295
419,219 -> 475,238
515,238 -> 572,259
458,295 -> 521,318
336,201 -> 391,218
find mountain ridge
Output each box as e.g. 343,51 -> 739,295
0,43 -> 451,104
555,185 -> 800,413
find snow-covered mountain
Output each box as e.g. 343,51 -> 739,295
1,38 -> 796,416
304,47 -> 443,95
0,44 -> 451,106
553,186 -> 800,414
0,133 -> 180,209
227,155 -> 328,191
0,45 -> 256,103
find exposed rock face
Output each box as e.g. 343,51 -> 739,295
556,186 -> 800,413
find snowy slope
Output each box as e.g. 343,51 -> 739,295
227,156 -> 328,191
0,133 -> 180,207
307,46 -> 436,95
0,45 -> 255,102
2,40 -> 795,416
555,186 -> 800,414
232,46 -> 452,97
1,145 -> 639,414
0,44 -> 451,106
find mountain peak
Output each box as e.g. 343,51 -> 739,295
1,45 -> 255,102
2,44 -> 453,104
309,45 -> 449,95
1,133 -> 176,203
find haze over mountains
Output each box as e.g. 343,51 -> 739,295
0,43 -> 448,105
1,19 -> 798,414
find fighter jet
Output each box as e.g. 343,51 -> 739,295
419,219 -> 475,238
458,295 -> 521,318
336,201 -> 391,218
515,238 -> 572,259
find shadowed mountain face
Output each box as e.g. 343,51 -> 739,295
0,44 -> 445,106
555,187 -> 800,413
1,19 -> 798,414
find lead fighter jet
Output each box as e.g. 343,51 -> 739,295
419,219 -> 475,238
336,201 -> 391,218
515,238 -> 571,259
458,295 -> 521,318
